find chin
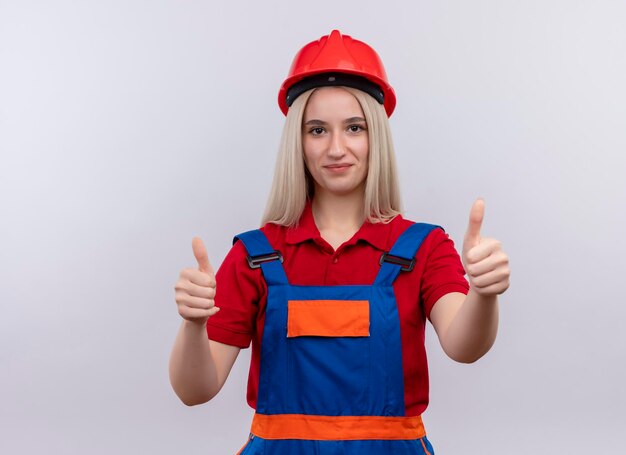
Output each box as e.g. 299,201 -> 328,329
323,185 -> 362,197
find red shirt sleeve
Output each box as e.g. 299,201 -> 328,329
420,227 -> 470,319
205,240 -> 264,348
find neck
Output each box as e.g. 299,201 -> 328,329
311,188 -> 366,232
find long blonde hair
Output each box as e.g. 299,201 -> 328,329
261,86 -> 402,227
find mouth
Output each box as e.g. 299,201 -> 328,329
324,164 -> 353,169
323,164 -> 353,174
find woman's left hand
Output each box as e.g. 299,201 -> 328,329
461,198 -> 510,297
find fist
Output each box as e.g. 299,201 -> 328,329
462,198 -> 510,297
173,237 -> 220,324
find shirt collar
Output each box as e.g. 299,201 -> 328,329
285,199 -> 396,251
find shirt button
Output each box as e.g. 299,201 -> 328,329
332,257 -> 338,264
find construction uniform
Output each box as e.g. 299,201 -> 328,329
208,202 -> 469,454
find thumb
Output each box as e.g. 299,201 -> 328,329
192,237 -> 215,276
463,198 -> 485,253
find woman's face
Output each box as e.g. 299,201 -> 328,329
302,87 -> 369,198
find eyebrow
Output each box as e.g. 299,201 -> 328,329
304,117 -> 366,126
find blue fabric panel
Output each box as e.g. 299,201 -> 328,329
257,284 -> 405,416
373,285 -> 405,416
255,283 -> 289,414
238,435 -> 435,455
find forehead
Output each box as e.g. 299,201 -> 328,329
304,87 -> 364,119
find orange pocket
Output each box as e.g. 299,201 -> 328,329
287,300 -> 370,337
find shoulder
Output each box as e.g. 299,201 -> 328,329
259,221 -> 286,239
386,214 -> 448,248
228,222 -> 289,257
260,222 -> 290,250
217,226 -> 283,286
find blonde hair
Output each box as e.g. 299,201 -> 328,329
261,86 -> 402,227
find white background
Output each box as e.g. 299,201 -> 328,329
1,1 -> 625,453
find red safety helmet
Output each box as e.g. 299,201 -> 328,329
278,30 -> 397,117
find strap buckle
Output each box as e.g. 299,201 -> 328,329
379,252 -> 415,272
247,251 -> 284,269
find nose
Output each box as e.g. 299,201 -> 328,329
328,132 -> 346,158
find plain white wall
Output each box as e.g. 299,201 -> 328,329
1,1 -> 625,453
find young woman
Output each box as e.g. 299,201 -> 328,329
170,30 -> 510,455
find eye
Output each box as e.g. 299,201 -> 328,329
348,124 -> 366,133
309,127 -> 325,135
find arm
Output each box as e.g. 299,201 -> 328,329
169,237 -> 244,406
169,320 -> 240,406
429,198 -> 510,363
429,291 -> 498,363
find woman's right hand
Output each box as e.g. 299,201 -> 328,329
174,237 -> 220,325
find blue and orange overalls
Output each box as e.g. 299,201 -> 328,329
234,222 -> 439,455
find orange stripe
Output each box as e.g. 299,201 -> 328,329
420,437 -> 432,455
251,413 -> 426,440
287,300 -> 370,337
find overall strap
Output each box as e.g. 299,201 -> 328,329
233,229 -> 289,286
374,222 -> 442,286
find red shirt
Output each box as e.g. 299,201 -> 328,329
207,201 -> 469,416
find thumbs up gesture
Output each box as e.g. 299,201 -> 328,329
173,237 -> 220,325
462,198 -> 510,297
